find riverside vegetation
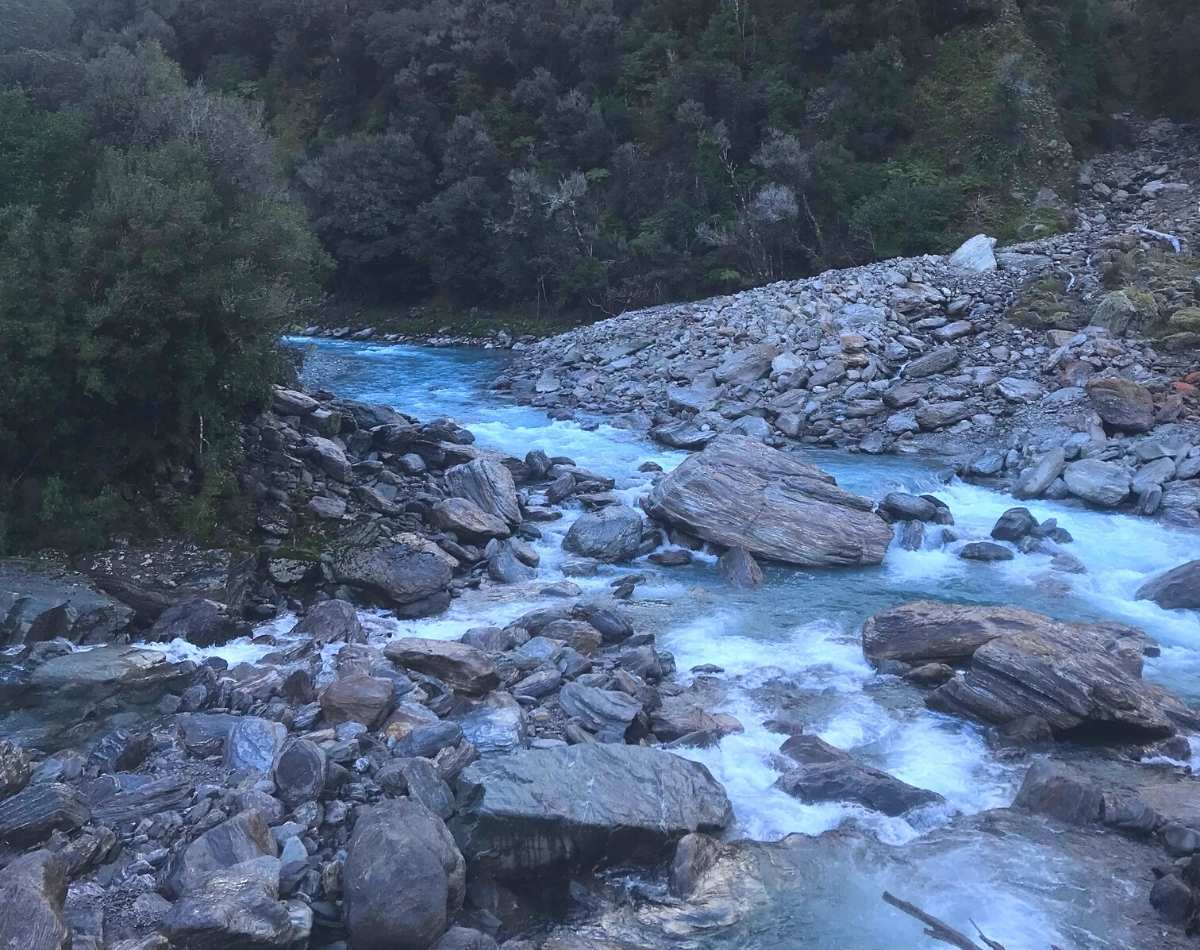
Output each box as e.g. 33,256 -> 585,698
1,1 -> 1200,949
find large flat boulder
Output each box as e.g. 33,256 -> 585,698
383,638 -> 499,695
644,436 -> 891,567
452,744 -> 731,878
330,527 -> 455,616
1087,378 -> 1154,433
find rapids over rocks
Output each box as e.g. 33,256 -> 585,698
280,336 -> 1200,949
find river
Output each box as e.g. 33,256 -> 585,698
277,336 -> 1200,948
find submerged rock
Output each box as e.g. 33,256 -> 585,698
453,744 -> 732,878
644,436 -> 891,567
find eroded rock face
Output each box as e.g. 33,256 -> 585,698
343,800 -> 465,950
1136,559 -> 1200,610
453,744 -> 732,878
645,436 -> 892,567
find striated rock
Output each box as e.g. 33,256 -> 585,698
453,744 -> 731,878
165,810 -> 278,899
902,346 -> 960,379
717,547 -> 763,588
434,497 -> 511,541
445,458 -> 521,527
1136,559 -> 1200,610
562,505 -> 644,563
1087,378 -> 1155,433
343,800 -> 465,950
0,850 -> 68,950
223,717 -> 287,774
0,739 -> 31,798
1063,459 -> 1132,507
774,735 -> 944,816
0,783 -> 90,845
558,682 -> 642,742
645,436 -> 891,567
451,692 -> 526,755
272,739 -> 326,806
384,638 -> 499,695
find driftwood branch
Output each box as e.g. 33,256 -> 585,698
881,891 -> 1007,950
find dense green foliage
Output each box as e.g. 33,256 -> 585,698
1,0 -> 1197,549
0,36 -> 328,550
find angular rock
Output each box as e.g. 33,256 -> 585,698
319,675 -> 394,727
644,436 -> 891,567
990,508 -> 1038,542
307,436 -> 352,482
1135,559 -> 1200,610
330,529 -> 455,614
445,459 -> 521,527
223,717 -> 287,774
717,547 -> 763,589
714,344 -> 777,384
434,498 -> 511,542
562,505 -> 644,563
451,692 -> 526,756
558,682 -> 641,742
0,849 -> 68,950
774,735 -> 944,816
1087,378 -> 1155,433
453,744 -> 732,878
148,598 -> 241,647
0,783 -> 90,845
1013,448 -> 1067,500
165,810 -> 278,899
384,638 -> 499,695
948,234 -> 997,272
902,347 -> 959,379
1012,760 -> 1103,826
343,800 -> 465,950
1063,459 -> 1131,507
289,599 -> 365,645
272,739 -> 326,806
0,739 -> 31,798
959,541 -> 1014,562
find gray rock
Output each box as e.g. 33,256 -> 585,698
645,436 -> 891,567
383,638 -> 499,695
1087,378 -> 1155,433
445,458 -> 521,527
558,682 -> 642,742
902,347 -> 960,379
148,598 -> 241,647
307,436 -> 352,482
948,234 -> 997,272
165,810 -> 278,899
223,718 -> 287,774
434,498 -> 511,541
1012,760 -> 1103,826
649,422 -> 717,450
0,783 -> 90,845
1014,448 -> 1067,499
714,344 -> 777,384
562,505 -> 644,563
1063,459 -> 1131,507
959,541 -> 1014,562
0,849 -> 68,950
272,739 -> 326,806
343,800 -> 465,950
916,401 -> 973,430
289,599 -> 364,645
991,508 -> 1038,542
1136,559 -> 1200,610
996,377 -> 1042,403
717,547 -> 763,589
880,492 -> 938,522
486,540 -> 536,584
330,528 -> 455,614
452,744 -> 731,878
451,692 -> 526,755
774,735 -> 944,816
318,675 -> 394,727
0,740 -> 31,798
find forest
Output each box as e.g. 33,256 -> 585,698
1,0 -> 1199,547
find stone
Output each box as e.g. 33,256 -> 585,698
223,717 -> 287,774
451,692 -> 526,755
1013,448 -> 1067,499
948,234 -> 997,272
774,735 -> 944,816
0,739 -> 31,798
0,850 -> 68,950
959,540 -> 1014,562
431,928 -> 498,950
343,800 -> 465,950
645,436 -> 891,567
486,540 -> 536,584
650,422 -> 717,450
445,458 -> 521,527
165,810 -> 278,899
272,739 -> 326,806
271,387 -> 318,416
717,547 -> 763,589
307,494 -> 346,521
0,783 -> 90,845
147,598 -> 241,647
1012,760 -> 1103,825
562,505 -> 644,563
880,492 -> 938,522
1087,378 -> 1155,433
669,833 -> 724,898
452,744 -> 731,878
307,436 -> 352,482
991,508 -> 1038,542
330,528 -> 455,614
289,599 -> 364,645
1136,559 -> 1200,610
1089,291 -> 1139,334
1063,459 -> 1131,507
434,498 -> 511,541
901,347 -> 960,379
1149,875 -> 1193,925
714,344 -> 777,384
557,682 -> 642,742
384,638 -> 499,695
318,675 -> 394,727
916,401 -> 973,430
996,377 -> 1042,403
165,857 -> 310,950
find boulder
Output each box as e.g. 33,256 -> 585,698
165,810 -> 278,899
0,850 -> 68,950
1087,378 -> 1155,433
717,547 -> 763,589
383,638 -> 499,695
948,234 -> 997,272
271,387 -> 318,416
452,744 -> 732,878
307,436 -> 352,482
562,505 -> 644,563
879,493 -> 938,522
1136,559 -> 1200,610
450,692 -> 526,755
445,459 -> 521,527
434,498 -> 511,542
223,717 -> 287,774
916,401 -> 973,431
1012,760 -> 1103,826
343,800 -> 465,950
330,528 -> 455,615
990,508 -> 1038,542
557,682 -> 642,742
959,541 -> 1014,562
1063,459 -> 1131,507
902,347 -> 960,379
1013,448 -> 1066,499
147,598 -> 241,647
774,735 -> 944,816
714,344 -> 777,384
649,422 -> 717,450
165,857 -> 311,950
1089,291 -> 1140,335
272,739 -> 326,806
0,783 -> 90,845
644,436 -> 891,567
486,540 -> 536,584
289,599 -> 365,645
318,675 -> 394,727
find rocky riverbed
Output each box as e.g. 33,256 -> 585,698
0,334 -> 1197,950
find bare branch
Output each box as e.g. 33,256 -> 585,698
881,891 -> 1005,950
